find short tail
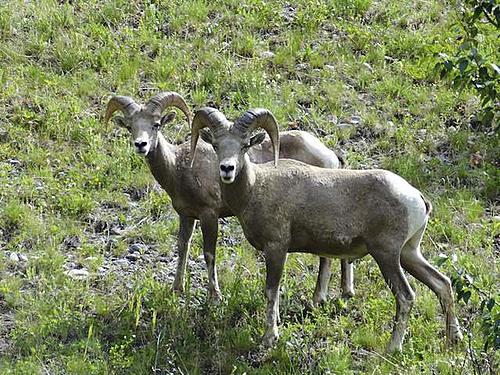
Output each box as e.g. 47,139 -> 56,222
421,194 -> 432,215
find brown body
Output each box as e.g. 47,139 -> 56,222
106,94 -> 353,301
191,107 -> 463,351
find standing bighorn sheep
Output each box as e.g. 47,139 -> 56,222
105,92 -> 354,301
190,107 -> 463,352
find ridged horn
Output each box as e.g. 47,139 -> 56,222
232,108 -> 280,166
190,107 -> 229,167
145,91 -> 191,123
104,96 -> 140,123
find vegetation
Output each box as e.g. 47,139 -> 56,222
0,0 -> 498,373
437,0 -> 500,126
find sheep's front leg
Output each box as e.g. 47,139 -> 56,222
172,215 -> 196,293
262,245 -> 287,347
340,259 -> 355,298
201,216 -> 222,301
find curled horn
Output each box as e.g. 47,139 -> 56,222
190,107 -> 229,167
232,108 -> 280,166
146,91 -> 192,123
104,96 -> 140,124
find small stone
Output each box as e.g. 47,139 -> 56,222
110,226 -> 123,235
9,252 -> 19,262
18,253 -> 28,262
8,159 -> 20,166
65,268 -> 90,280
326,114 -> 338,125
324,65 -> 335,72
129,243 -> 147,253
448,126 -> 457,133
113,259 -> 129,267
126,253 -> 140,261
363,62 -> 373,72
63,236 -> 81,249
260,51 -> 275,59
337,123 -> 355,130
349,115 -> 362,125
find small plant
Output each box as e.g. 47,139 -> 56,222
436,253 -> 499,372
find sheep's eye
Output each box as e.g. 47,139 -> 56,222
153,122 -> 161,129
212,145 -> 218,151
242,143 -> 251,149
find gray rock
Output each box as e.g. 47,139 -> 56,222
126,252 -> 140,262
363,62 -> 374,73
349,115 -> 362,125
9,252 -> 19,262
260,51 -> 275,59
129,243 -> 147,253
110,226 -> 123,235
65,268 -> 90,280
326,114 -> 338,125
113,259 -> 129,267
8,159 -> 20,166
18,253 -> 28,262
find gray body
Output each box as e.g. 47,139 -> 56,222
147,132 -> 352,300
190,107 -> 463,351
105,94 -> 352,301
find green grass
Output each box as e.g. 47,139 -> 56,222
0,0 -> 498,373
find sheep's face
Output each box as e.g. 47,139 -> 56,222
202,130 -> 266,184
114,110 -> 176,156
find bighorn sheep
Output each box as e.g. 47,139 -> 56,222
190,107 -> 463,352
105,93 -> 354,301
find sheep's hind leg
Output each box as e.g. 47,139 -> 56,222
172,215 -> 196,293
370,245 -> 415,353
313,257 -> 332,305
340,259 -> 355,298
400,228 -> 462,346
262,245 -> 287,347
201,216 -> 222,301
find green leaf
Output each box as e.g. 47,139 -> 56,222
459,58 -> 469,74
435,253 -> 449,266
462,290 -> 472,304
486,298 -> 496,311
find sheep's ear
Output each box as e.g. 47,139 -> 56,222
161,111 -> 176,126
248,132 -> 266,147
200,129 -> 213,144
113,116 -> 130,130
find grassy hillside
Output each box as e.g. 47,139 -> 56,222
0,0 -> 498,373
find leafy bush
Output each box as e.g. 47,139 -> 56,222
437,0 -> 499,126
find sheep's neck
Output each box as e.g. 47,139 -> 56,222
222,156 -> 255,215
146,132 -> 177,194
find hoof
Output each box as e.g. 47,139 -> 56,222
172,282 -> 184,295
341,290 -> 355,300
447,324 -> 463,346
262,330 -> 279,347
386,341 -> 402,354
209,289 -> 223,303
312,294 -> 327,307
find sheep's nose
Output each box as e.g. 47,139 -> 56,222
220,164 -> 235,173
134,141 -> 148,148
